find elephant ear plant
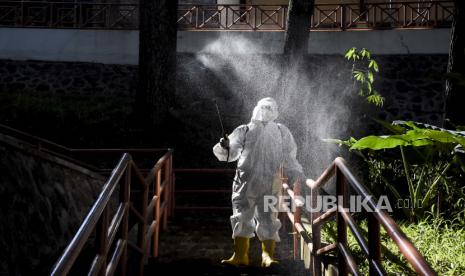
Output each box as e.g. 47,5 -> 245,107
325,120 -> 465,222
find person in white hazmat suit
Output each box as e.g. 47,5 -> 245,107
213,97 -> 304,268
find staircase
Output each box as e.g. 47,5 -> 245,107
0,123 -> 437,276
145,210 -> 306,275
173,168 -> 234,211
147,168 -> 307,275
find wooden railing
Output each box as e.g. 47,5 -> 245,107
178,4 -> 288,31
51,150 -> 174,276
0,124 -> 174,275
174,168 -> 235,211
0,123 -> 167,174
281,157 -> 436,276
0,1 -> 453,30
312,1 -> 454,30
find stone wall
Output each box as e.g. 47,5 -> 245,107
0,134 -> 104,276
0,59 -> 137,97
0,54 -> 447,122
375,55 -> 446,124
0,53 -> 448,172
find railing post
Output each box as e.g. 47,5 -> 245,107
341,4 -> 346,30
195,5 -> 199,29
293,180 -> 302,261
153,169 -> 161,257
117,163 -> 131,275
170,154 -> 176,217
49,2 -> 53,28
136,162 -> 148,276
311,184 -> 321,276
402,3 -> 406,27
95,208 -> 109,276
368,213 -> 381,276
19,1 -> 24,26
373,3 -> 377,29
279,166 -> 287,233
106,4 -> 110,29
163,160 -> 169,230
336,167 -> 348,276
225,5 -> 229,30
253,5 -> 257,30
283,6 -> 287,30
252,6 -> 258,29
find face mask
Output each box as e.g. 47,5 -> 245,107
259,105 -> 275,122
251,98 -> 279,122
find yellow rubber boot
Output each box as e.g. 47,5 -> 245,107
261,240 -> 279,268
221,237 -> 250,266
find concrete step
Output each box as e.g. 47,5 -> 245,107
146,258 -> 307,275
147,211 -> 308,275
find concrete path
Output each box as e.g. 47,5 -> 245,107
145,210 -> 307,275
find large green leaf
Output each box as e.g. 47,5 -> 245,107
402,130 -> 430,141
323,137 -> 357,147
422,129 -> 465,147
411,139 -> 434,147
349,130 -> 437,150
373,119 -> 406,134
350,135 -> 409,150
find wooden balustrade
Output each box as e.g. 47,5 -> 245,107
281,157 -> 436,276
0,1 -> 453,30
51,150 -> 174,276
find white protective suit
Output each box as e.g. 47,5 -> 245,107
213,97 -> 303,242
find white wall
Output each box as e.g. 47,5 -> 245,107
0,28 -> 450,65
307,29 -> 451,55
0,28 -> 138,64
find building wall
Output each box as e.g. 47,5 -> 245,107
0,53 -> 448,170
0,26 -> 450,170
0,28 -> 450,65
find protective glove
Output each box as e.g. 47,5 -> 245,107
220,135 -> 230,149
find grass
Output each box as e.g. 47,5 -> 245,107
319,217 -> 465,275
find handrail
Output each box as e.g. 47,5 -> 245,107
334,157 -> 435,275
281,157 -> 436,276
51,153 -> 130,275
0,123 -> 167,153
0,1 -> 453,30
0,123 -> 168,172
50,149 -> 174,276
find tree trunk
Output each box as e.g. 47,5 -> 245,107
283,0 -> 314,64
444,0 -> 465,128
137,0 -> 178,126
274,0 -> 314,97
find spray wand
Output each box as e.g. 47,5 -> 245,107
213,100 -> 230,163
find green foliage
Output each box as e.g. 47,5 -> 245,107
328,120 -> 465,152
345,47 -> 384,107
367,152 -> 463,222
318,218 -> 465,275
325,121 -> 465,222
